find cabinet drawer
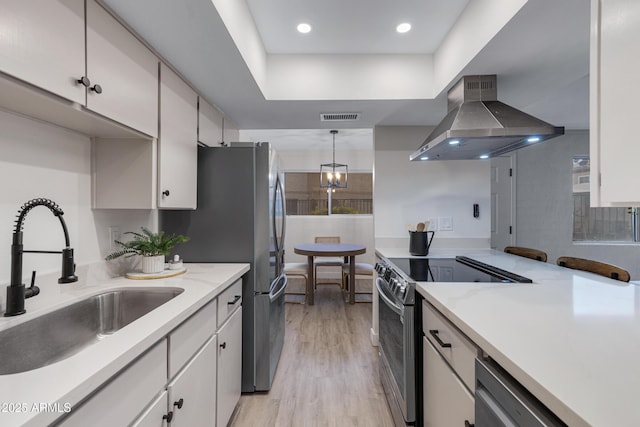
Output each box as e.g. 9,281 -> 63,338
169,299 -> 217,379
217,278 -> 242,328
423,337 -> 475,427
60,340 -> 167,427
422,301 -> 478,392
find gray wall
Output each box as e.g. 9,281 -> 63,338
515,130 -> 640,279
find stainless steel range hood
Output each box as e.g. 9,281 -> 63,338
410,75 -> 564,161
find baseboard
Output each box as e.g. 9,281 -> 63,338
370,328 -> 379,347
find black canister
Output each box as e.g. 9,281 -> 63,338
409,230 -> 435,256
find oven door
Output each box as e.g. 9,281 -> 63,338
377,277 -> 415,425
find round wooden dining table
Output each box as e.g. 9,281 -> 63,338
293,243 -> 366,305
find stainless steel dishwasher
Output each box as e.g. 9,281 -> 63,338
475,358 -> 567,427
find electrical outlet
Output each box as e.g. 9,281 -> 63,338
108,226 -> 120,250
438,217 -> 453,231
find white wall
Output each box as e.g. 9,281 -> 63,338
0,110 -> 156,286
374,126 -> 491,248
277,149 -> 373,173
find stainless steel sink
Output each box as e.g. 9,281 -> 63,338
0,287 -> 183,375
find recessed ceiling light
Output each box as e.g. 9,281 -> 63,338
448,140 -> 460,145
479,154 -> 489,159
396,23 -> 411,33
527,136 -> 541,143
297,23 -> 311,34
420,156 -> 429,161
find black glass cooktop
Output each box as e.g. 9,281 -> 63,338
387,256 -> 532,283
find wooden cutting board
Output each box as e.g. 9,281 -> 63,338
125,267 -> 187,280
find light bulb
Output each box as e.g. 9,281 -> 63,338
297,23 -> 311,34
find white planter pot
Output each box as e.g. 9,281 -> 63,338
141,255 -> 165,274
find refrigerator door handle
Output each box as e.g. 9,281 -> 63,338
269,274 -> 288,302
277,176 -> 286,252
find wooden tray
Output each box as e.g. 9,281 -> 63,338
125,267 -> 187,280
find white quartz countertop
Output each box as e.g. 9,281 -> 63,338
0,262 -> 249,427
376,248 -> 640,427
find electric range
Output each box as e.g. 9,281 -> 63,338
374,254 -> 532,426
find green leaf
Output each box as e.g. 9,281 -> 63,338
105,227 -> 189,260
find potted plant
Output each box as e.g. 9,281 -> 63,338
105,227 -> 189,273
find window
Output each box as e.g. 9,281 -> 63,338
284,172 -> 372,215
572,157 -> 637,241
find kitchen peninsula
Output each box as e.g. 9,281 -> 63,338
376,248 -> 640,426
0,263 -> 248,427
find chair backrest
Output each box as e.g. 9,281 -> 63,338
556,256 -> 630,282
504,246 -> 548,262
315,236 -> 340,244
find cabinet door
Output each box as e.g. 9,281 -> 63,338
0,0 -> 85,104
199,97 -> 223,146
423,337 -> 474,427
217,307 -> 242,427
131,390 -> 169,427
60,340 -> 167,427
86,0 -> 158,137
222,117 -> 239,144
159,63 -> 198,209
168,335 -> 217,427
590,0 -> 640,205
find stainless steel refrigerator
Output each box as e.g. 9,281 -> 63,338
160,142 -> 286,392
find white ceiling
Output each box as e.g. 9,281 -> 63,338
101,0 -> 590,147
245,0 -> 470,54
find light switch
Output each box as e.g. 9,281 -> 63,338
108,226 -> 121,250
438,217 -> 453,231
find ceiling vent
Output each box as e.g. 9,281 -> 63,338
320,112 -> 360,122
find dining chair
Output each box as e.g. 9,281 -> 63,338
283,262 -> 308,304
313,236 -> 344,288
556,256 -> 630,282
342,262 -> 373,303
504,246 -> 548,262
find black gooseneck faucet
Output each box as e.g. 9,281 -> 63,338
4,198 -> 78,317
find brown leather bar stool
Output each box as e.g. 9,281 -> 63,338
284,262 -> 308,303
342,262 -> 373,303
556,256 -> 630,282
504,246 -> 548,262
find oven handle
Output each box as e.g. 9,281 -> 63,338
376,278 -> 404,316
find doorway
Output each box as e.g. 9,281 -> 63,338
490,155 -> 515,249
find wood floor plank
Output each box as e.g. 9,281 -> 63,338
230,286 -> 394,427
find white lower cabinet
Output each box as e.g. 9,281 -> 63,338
168,335 -> 217,426
423,337 -> 475,427
422,301 -> 476,427
216,307 -> 243,427
56,278 -> 244,427
131,390 -> 169,427
59,341 -> 167,427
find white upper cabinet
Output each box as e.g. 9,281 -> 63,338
0,0 -> 158,138
223,117 -> 240,144
198,97 -> 223,146
159,63 -> 198,209
590,0 -> 640,206
86,0 -> 158,137
0,0 -> 86,104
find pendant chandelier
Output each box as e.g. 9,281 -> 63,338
320,130 -> 348,191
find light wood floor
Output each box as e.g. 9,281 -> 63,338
230,285 -> 394,427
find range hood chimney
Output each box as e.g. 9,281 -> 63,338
410,75 -> 564,161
